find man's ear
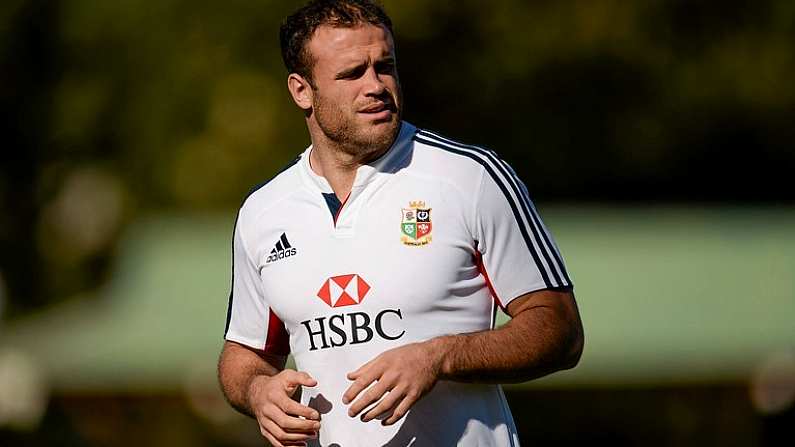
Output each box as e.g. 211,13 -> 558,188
287,73 -> 313,110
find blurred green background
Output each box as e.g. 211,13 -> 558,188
1,0 -> 794,445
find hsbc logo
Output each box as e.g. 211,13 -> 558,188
301,274 -> 405,351
317,274 -> 370,307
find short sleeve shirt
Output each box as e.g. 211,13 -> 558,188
225,122 -> 572,447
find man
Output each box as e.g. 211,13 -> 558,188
218,1 -> 584,446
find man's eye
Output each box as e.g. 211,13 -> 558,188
376,62 -> 395,73
337,66 -> 366,80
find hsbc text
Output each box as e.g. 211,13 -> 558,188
300,309 -> 405,351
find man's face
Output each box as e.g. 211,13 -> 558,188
306,24 -> 402,159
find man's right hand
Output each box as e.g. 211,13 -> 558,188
247,369 -> 321,447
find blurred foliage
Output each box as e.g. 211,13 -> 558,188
1,0 -> 794,316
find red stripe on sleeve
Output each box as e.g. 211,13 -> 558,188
475,251 -> 506,311
264,308 -> 290,356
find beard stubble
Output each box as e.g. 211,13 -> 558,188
312,89 -> 402,164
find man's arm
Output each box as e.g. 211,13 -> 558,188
218,340 -> 285,416
343,288 -> 584,425
218,341 -> 321,446
437,288 -> 583,383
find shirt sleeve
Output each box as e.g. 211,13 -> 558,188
473,161 -> 572,309
223,214 -> 290,355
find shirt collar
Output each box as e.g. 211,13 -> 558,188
300,121 -> 416,194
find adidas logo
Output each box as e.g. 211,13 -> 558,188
266,233 -> 297,264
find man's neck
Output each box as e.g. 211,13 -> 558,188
307,126 -> 397,201
308,143 -> 361,201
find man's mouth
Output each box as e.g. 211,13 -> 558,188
359,102 -> 396,120
359,103 -> 390,113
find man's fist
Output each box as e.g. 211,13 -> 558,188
248,370 -> 321,447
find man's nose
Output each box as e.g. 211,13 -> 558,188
362,66 -> 386,96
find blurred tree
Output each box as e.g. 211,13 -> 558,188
1,0 -> 794,316
1,0 -> 61,312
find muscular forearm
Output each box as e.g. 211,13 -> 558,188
429,292 -> 583,384
340,291 -> 582,426
217,341 -> 284,417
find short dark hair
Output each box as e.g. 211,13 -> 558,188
280,0 -> 393,84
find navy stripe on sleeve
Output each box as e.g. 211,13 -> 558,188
415,131 -> 571,288
413,135 -> 553,288
418,130 -> 571,286
418,129 -> 571,286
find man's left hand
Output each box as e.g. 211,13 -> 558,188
343,341 -> 443,425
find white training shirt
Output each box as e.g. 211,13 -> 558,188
225,122 -> 572,447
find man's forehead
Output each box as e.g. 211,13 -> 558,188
309,24 -> 394,64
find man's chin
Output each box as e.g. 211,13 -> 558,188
344,121 -> 400,158
363,118 -> 400,141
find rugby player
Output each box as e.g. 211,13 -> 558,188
218,1 -> 584,445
